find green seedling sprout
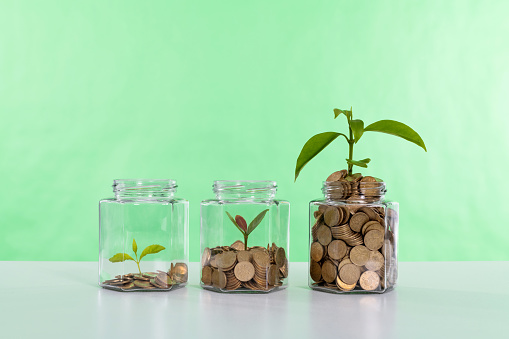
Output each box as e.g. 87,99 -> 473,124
109,238 -> 165,274
225,209 -> 269,250
295,107 -> 426,180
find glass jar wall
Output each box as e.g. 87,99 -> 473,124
99,179 -> 188,291
200,181 -> 290,293
309,179 -> 398,293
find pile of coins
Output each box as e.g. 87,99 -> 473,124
310,198 -> 397,292
325,169 -> 385,202
102,262 -> 188,291
201,240 -> 288,292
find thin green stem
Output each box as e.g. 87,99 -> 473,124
136,260 -> 141,274
347,108 -> 354,175
244,233 -> 248,250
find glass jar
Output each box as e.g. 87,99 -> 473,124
308,180 -> 398,293
99,179 -> 189,291
200,180 -> 290,293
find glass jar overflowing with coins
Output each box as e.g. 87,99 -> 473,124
99,179 -> 189,292
309,170 -> 399,293
200,181 -> 290,293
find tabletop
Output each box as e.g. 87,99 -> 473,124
0,261 -> 507,339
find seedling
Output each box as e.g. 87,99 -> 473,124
295,107 -> 426,180
226,209 -> 269,250
109,238 -> 165,274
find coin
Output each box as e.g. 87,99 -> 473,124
336,276 -> 356,291
217,270 -> 227,289
321,260 -> 337,283
310,261 -> 322,282
268,264 -> 278,286
364,230 -> 384,251
358,206 -> 378,220
275,247 -> 286,267
349,212 -> 369,232
253,251 -> 270,268
201,247 -> 211,266
231,240 -> 245,251
365,250 -> 384,271
317,225 -> 332,246
234,261 -> 255,282
361,221 -> 382,235
327,240 -> 347,260
142,272 -> 158,279
310,242 -> 325,262
202,266 -> 212,285
133,280 -> 152,288
339,263 -> 361,285
236,250 -> 252,262
324,207 -> 340,226
123,282 -> 135,289
350,245 -> 371,266
359,271 -> 380,290
217,251 -> 237,270
326,170 -> 347,182
361,176 -> 377,182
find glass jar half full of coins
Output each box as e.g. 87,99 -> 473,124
200,181 -> 290,292
309,170 -> 399,293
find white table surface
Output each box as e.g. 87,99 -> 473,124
0,261 -> 507,339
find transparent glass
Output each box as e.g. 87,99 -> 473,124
99,179 -> 189,292
308,181 -> 398,293
200,180 -> 290,293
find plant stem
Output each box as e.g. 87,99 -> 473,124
136,260 -> 141,274
347,111 -> 354,175
244,234 -> 248,251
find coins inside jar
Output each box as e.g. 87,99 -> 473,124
201,241 -> 288,292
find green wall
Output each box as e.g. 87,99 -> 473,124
1,0 -> 508,262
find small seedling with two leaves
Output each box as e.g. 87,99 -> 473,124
295,107 -> 426,180
226,209 -> 269,250
109,239 -> 165,274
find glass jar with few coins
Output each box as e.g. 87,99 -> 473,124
99,179 -> 189,292
309,170 -> 399,293
200,180 -> 290,293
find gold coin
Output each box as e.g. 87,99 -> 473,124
360,176 -> 377,182
326,170 -> 347,182
133,280 -> 152,288
358,206 -> 378,220
211,268 -> 219,287
230,240 -> 245,251
336,276 -> 356,291
365,250 -> 384,271
122,282 -> 135,289
253,251 -> 270,268
202,266 -> 212,285
349,212 -> 369,232
339,263 -> 361,285
364,230 -> 384,251
217,270 -> 227,289
337,258 -> 352,272
201,247 -> 211,266
324,207 -> 340,226
327,240 -> 347,260
310,260 -> 322,282
361,221 -> 382,235
275,247 -> 286,267
359,271 -> 380,290
310,242 -> 325,262
268,264 -> 278,286
350,245 -> 371,266
338,206 -> 349,224
236,250 -> 252,262
321,260 -> 337,283
217,251 -> 237,269
234,261 -> 255,282
317,225 -> 332,246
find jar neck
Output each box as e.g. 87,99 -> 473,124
113,179 -> 177,199
322,181 -> 386,203
214,180 -> 277,201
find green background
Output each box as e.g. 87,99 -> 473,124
1,0 -> 508,262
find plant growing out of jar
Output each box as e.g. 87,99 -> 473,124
109,238 -> 165,274
225,209 -> 269,250
294,107 -> 426,180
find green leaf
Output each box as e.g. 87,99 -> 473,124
132,239 -> 137,255
247,209 -> 269,235
350,119 -> 364,143
333,108 -> 352,120
295,132 -> 343,181
109,253 -> 135,263
226,211 -> 246,235
139,244 -> 166,261
346,158 -> 371,168
364,120 -> 427,151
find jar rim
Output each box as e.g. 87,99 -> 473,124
113,179 -> 177,195
213,180 -> 277,200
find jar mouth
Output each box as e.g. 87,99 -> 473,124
113,179 -> 177,197
213,180 -> 277,200
322,180 -> 386,202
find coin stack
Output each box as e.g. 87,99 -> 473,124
325,169 -> 385,202
201,241 -> 288,292
310,201 -> 396,292
101,262 -> 188,291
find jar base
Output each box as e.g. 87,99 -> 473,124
201,284 -> 287,294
